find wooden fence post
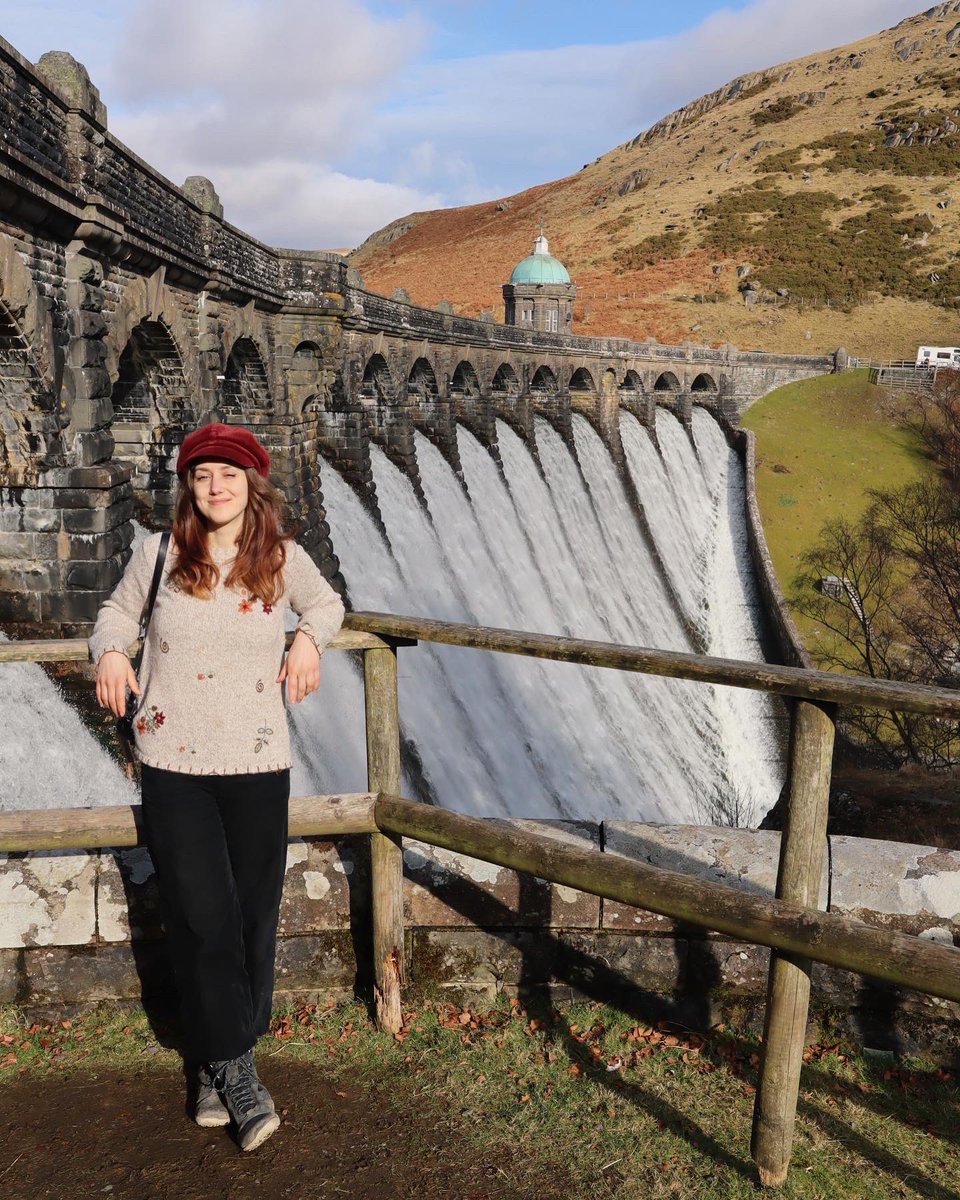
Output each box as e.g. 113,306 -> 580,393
751,699 -> 836,1187
363,643 -> 404,1034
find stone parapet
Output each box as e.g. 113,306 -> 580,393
1,821 -> 957,1054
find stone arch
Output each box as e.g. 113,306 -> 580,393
691,372 -> 718,392
0,298 -> 62,486
110,318 -> 190,521
289,341 -> 324,415
107,271 -> 198,401
529,365 -> 558,396
568,366 -> 596,395
407,356 -> 439,403
222,335 -> 272,416
491,362 -> 520,399
620,369 -> 644,395
359,353 -> 393,404
654,371 -> 681,392
450,360 -> 480,398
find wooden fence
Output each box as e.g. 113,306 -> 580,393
2,611 -> 960,1188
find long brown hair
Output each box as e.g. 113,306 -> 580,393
168,467 -> 290,604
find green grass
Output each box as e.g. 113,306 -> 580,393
741,370 -> 930,604
2,996 -> 958,1198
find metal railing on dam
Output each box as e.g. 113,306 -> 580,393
1,612 -> 959,1186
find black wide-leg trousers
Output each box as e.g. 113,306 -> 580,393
140,764 -> 290,1064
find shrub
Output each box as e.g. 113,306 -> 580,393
752,96 -> 804,127
611,230 -> 688,272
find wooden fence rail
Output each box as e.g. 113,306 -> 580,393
3,614 -> 960,1188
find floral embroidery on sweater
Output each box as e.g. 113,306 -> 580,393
254,721 -> 273,754
261,602 -> 273,614
255,679 -> 264,693
238,596 -> 254,614
159,639 -> 169,654
136,706 -> 165,735
197,670 -> 215,681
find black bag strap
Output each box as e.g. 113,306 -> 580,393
133,531 -> 170,671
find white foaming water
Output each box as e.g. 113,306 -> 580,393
0,639 -> 139,811
307,409 -> 784,823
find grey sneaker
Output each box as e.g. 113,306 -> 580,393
209,1050 -> 280,1151
194,1062 -> 230,1128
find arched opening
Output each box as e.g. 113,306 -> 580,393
654,371 -> 681,392
450,360 -> 480,398
530,365 -> 558,396
691,372 -> 718,392
568,367 -> 596,394
0,302 -> 60,486
288,342 -> 323,414
360,354 -> 392,404
620,370 -> 643,395
407,357 -> 439,403
222,336 -> 271,416
491,363 -> 520,399
110,319 -> 190,517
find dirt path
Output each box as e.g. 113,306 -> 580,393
0,1060 -> 559,1200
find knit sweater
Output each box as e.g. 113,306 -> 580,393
89,532 -> 346,775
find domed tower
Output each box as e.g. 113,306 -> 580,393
503,229 -> 576,333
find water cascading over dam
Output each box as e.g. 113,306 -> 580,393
1,409 -> 784,824
291,407 -> 786,824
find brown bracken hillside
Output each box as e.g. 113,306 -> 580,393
349,3 -> 960,359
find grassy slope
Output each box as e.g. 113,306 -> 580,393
740,370 -> 929,604
2,997 -> 958,1199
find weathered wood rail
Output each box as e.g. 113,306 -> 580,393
3,611 -> 960,1189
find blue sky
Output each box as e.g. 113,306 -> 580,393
0,1 -> 925,248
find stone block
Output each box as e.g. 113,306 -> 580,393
601,823 -> 820,930
402,820 -> 600,928
0,561 -> 60,592
21,507 -> 62,533
70,311 -> 108,339
22,941 -> 175,1005
274,931 -> 358,990
72,429 -> 116,468
41,464 -> 130,491
62,497 -> 134,534
67,338 -> 107,369
0,589 -> 42,622
830,836 -> 960,938
280,836 -> 367,933
0,950 -> 19,1003
40,588 -> 107,623
0,851 -> 97,949
409,928 -> 672,996
66,556 -> 123,590
0,531 -> 58,560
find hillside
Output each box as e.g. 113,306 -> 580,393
740,371 -> 928,603
351,3 -> 960,359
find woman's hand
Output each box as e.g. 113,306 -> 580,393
95,650 -> 141,718
278,631 -> 321,704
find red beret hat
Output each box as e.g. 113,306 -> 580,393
177,423 -> 271,478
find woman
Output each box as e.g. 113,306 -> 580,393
90,422 -> 345,1152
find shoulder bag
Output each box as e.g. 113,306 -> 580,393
117,531 -> 170,766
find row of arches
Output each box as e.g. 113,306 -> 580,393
357,355 -> 719,408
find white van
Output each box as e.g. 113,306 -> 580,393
916,346 -> 960,368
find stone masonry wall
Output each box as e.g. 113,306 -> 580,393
2,823 -> 958,1056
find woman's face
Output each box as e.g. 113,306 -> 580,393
189,460 -> 250,537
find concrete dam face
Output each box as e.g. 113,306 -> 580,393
292,406 -> 786,824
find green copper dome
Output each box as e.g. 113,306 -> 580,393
509,231 -> 571,285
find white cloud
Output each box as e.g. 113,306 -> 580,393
199,161 -> 442,250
